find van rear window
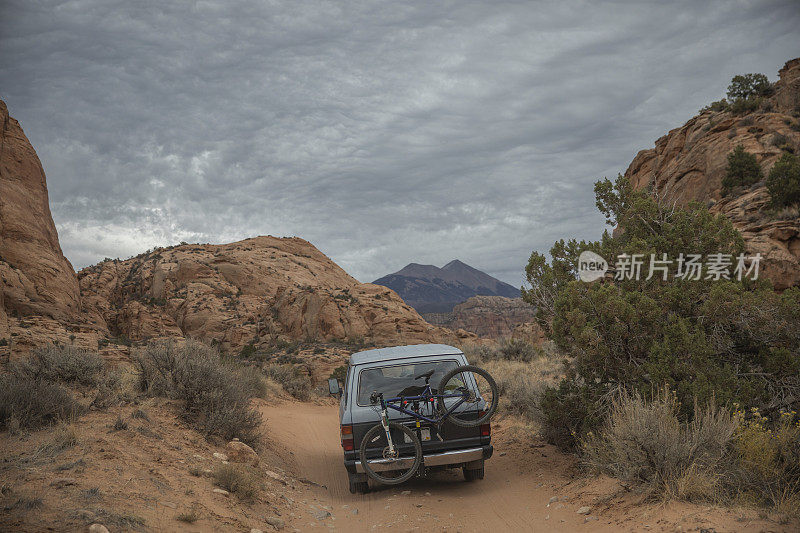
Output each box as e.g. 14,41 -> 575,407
357,360 -> 461,405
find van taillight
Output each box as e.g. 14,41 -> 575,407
341,425 -> 354,451
479,411 -> 490,437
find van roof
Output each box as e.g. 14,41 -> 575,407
349,343 -> 463,366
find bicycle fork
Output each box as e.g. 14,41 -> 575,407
380,405 -> 396,456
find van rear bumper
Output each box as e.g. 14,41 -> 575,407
349,445 -> 493,473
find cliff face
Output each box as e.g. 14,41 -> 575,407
424,295 -> 537,339
78,236 -> 472,353
0,100 -> 81,332
624,58 -> 800,289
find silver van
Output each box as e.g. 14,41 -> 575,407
328,344 -> 494,493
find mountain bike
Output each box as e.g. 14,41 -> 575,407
359,365 -> 498,485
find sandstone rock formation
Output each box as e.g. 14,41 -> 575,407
423,295 -> 537,339
0,98 -> 469,357
78,236 -> 471,354
624,58 -> 800,289
0,100 -> 80,326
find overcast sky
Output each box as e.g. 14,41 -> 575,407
1,1 -> 798,286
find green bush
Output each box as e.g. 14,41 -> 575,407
11,344 -> 104,386
524,175 -> 800,451
134,340 -> 262,445
727,73 -> 772,100
767,152 -> 800,208
722,145 -> 762,193
701,99 -> 730,113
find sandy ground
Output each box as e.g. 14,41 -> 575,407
261,401 -> 797,533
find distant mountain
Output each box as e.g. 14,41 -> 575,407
372,260 -> 520,313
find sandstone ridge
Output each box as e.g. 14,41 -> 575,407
624,58 -> 800,289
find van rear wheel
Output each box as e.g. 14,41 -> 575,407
463,465 -> 485,481
348,473 -> 369,494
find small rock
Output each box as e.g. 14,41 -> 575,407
351,508 -> 358,515
401,490 -> 411,495
312,508 -> 331,520
424,492 -> 431,496
266,516 -> 285,530
576,506 -> 591,515
212,488 -> 230,496
499,452 -> 506,456
192,454 -> 204,459
544,515 -> 550,521
212,452 -> 228,461
584,516 -> 598,523
251,529 -> 264,533
226,439 -> 259,467
266,470 -> 287,485
88,525 -> 110,533
548,496 -> 559,505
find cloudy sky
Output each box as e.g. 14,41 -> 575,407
1,1 -> 798,286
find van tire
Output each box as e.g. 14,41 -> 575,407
463,465 -> 485,481
349,476 -> 369,494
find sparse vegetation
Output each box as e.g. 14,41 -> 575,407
722,144 -> 762,193
582,389 -> 736,499
0,373 -> 80,430
582,390 -> 800,513
134,340 -> 262,445
329,364 -> 347,382
10,344 -> 104,386
767,152 -> 800,208
265,363 -> 312,400
212,463 -> 261,501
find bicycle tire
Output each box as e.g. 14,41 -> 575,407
436,364 -> 499,427
359,422 -> 422,485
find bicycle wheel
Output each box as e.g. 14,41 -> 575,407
359,422 -> 422,485
436,365 -> 498,427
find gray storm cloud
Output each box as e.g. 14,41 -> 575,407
1,0 -> 798,286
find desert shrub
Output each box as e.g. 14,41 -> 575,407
729,97 -> 762,115
0,374 -> 81,430
265,363 -> 312,400
701,99 -> 730,113
134,340 -> 262,445
329,364 -> 347,382
212,463 -> 261,501
767,152 -> 800,208
494,338 -> 539,362
524,175 -> 800,450
582,390 -> 736,498
722,145 -> 762,193
732,408 -> 800,513
497,372 -> 543,421
11,344 -> 104,386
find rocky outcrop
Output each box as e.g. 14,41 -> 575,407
423,296 -> 537,339
78,236 -> 472,353
0,100 -> 81,326
624,58 -> 800,289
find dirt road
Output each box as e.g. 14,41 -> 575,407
259,401 -> 780,533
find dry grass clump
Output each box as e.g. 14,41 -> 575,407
35,423 -> 80,456
463,339 -> 564,424
134,340 -> 262,445
0,373 -> 81,431
582,390 -> 800,516
212,463 -> 261,501
265,363 -> 312,400
10,344 -> 104,386
582,389 -> 735,499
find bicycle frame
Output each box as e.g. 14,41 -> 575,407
375,384 -> 471,426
